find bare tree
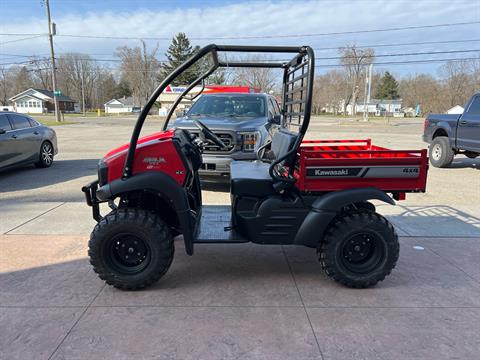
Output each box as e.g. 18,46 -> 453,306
231,56 -> 277,92
439,60 -> 475,107
55,53 -> 105,110
339,45 -> 375,115
313,70 -> 349,114
399,74 -> 445,115
30,57 -> 52,90
116,40 -> 160,105
0,66 -> 11,105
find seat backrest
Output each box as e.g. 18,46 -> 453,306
271,129 -> 297,165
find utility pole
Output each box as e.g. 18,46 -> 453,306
365,63 -> 373,122
362,67 -> 368,121
81,61 -> 86,116
45,0 -> 61,122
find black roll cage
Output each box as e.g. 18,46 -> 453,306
123,44 -> 315,185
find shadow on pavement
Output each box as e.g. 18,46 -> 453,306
0,159 -> 99,193
388,205 -> 480,236
449,157 -> 480,169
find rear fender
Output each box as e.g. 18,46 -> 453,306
96,172 -> 196,255
294,187 -> 395,247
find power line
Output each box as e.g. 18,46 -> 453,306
1,21 -> 478,40
0,35 -> 44,45
314,38 -> 480,51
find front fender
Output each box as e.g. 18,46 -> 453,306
96,172 -> 196,255
294,187 -> 395,247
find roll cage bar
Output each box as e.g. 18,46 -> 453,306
123,44 -> 315,186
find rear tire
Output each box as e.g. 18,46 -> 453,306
34,141 -> 54,168
429,136 -> 454,168
318,211 -> 399,288
88,208 -> 174,290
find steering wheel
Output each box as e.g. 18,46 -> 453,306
193,119 -> 227,149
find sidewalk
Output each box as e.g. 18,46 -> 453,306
1,230 -> 480,359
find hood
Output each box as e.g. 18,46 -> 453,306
103,129 -> 175,160
173,116 -> 267,132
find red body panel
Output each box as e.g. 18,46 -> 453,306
294,139 -> 429,197
103,129 -> 187,185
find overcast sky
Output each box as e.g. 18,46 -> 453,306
1,0 -> 479,77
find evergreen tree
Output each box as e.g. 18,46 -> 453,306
375,71 -> 400,99
160,33 -> 202,85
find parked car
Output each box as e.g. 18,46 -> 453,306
173,92 -> 281,175
423,93 -> 480,167
0,112 -> 58,170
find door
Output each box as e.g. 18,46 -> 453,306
456,95 -> 480,151
0,114 -> 18,168
267,97 -> 281,139
6,114 -> 42,164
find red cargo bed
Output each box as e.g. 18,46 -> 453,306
294,139 -> 428,198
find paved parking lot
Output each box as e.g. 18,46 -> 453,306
1,116 -> 479,359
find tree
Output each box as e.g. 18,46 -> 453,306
399,74 -> 444,115
117,40 -> 160,105
0,66 -> 11,105
439,60 -> 476,107
339,45 -> 375,115
232,55 -> 277,92
160,33 -> 201,85
375,71 -> 400,99
313,70 -> 349,114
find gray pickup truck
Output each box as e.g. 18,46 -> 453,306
423,93 -> 480,167
173,92 -> 281,175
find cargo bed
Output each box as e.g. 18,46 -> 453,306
295,139 -> 428,198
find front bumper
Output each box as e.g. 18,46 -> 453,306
81,180 -> 102,221
200,152 -> 257,174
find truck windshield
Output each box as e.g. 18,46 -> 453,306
187,95 -> 266,118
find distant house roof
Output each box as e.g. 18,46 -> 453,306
32,88 -> 75,102
9,88 -> 75,102
368,99 -> 402,105
105,96 -> 137,106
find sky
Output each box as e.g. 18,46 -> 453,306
0,0 -> 479,77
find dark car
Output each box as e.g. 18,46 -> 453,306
423,93 -> 480,167
0,112 -> 58,170
173,93 -> 281,175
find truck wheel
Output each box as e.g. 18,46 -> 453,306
318,211 -> 399,288
429,136 -> 454,168
88,208 -> 174,290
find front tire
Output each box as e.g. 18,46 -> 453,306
88,208 -> 174,290
318,211 -> 399,288
35,141 -> 54,168
429,136 -> 454,168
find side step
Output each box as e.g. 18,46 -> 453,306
194,205 -> 249,244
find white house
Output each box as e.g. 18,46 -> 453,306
9,88 -> 77,114
446,105 -> 464,114
104,97 -> 142,114
346,99 -> 402,116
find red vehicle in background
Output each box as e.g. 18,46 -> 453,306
83,44 -> 428,291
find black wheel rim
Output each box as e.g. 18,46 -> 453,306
340,232 -> 385,274
106,233 -> 151,274
42,143 -> 53,165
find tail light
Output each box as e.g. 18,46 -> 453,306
241,132 -> 260,152
423,119 -> 429,132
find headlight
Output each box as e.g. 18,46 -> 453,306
240,132 -> 260,152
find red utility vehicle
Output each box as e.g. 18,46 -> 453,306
83,44 -> 428,291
